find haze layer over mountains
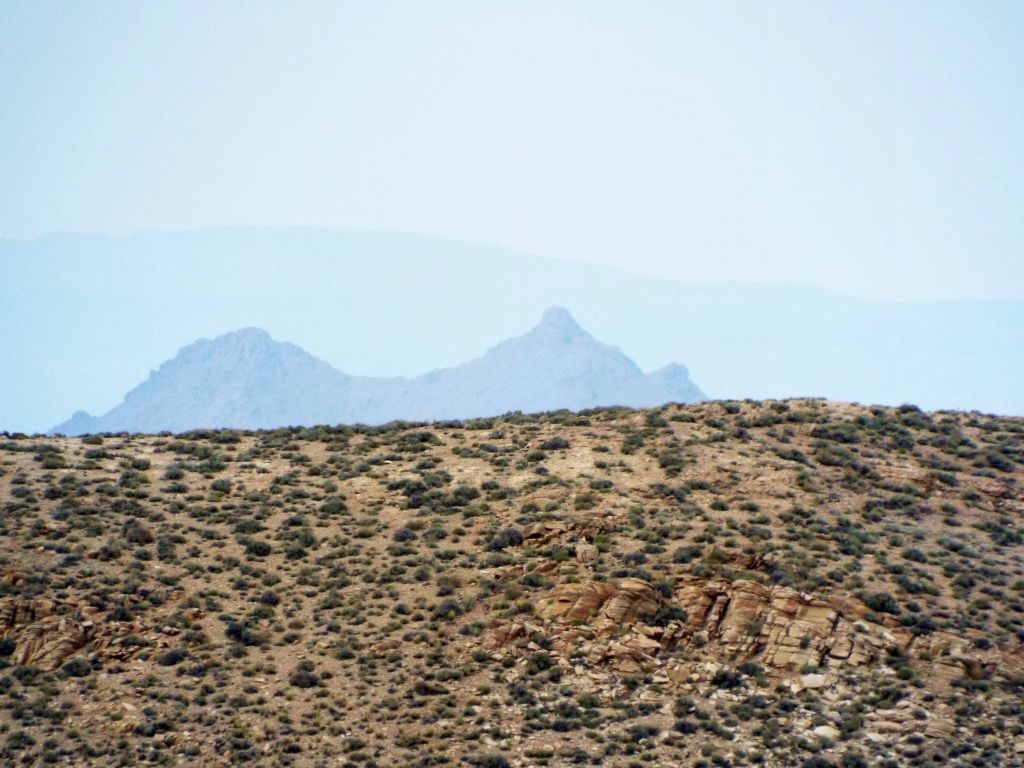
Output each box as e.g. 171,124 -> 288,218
53,307 -> 704,435
2,228 -> 1022,433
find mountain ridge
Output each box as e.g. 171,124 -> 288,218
52,307 -> 705,434
5,228 -> 1022,433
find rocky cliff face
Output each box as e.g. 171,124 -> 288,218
52,308 -> 704,433
0,593 -> 189,673
488,574 -> 1024,686
483,507 -> 1024,694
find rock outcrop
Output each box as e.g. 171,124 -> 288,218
0,597 -> 192,671
487,575 -> 1024,687
537,578 -> 665,634
673,577 -> 875,670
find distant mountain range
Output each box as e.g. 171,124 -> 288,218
3,228 -> 1022,432
52,307 -> 704,434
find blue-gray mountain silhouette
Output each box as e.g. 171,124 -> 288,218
52,307 -> 704,434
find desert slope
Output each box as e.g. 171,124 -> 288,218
3,399 -> 1024,767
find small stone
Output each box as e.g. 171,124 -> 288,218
812,725 -> 840,740
801,673 -> 827,689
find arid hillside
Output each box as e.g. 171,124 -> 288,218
1,399 -> 1022,768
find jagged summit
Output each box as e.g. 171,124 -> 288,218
52,311 -> 705,434
219,326 -> 273,342
225,326 -> 271,339
175,327 -> 278,359
57,328 -> 352,434
535,305 -> 586,336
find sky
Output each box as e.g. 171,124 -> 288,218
1,1 -> 1022,300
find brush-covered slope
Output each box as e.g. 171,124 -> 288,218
3,400 -> 1024,767
51,308 -> 704,434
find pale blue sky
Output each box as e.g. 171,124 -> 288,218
1,1 -> 1022,299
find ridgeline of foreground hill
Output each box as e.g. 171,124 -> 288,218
2,399 -> 1023,767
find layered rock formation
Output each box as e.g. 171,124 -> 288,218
487,574 -> 1024,691
0,596 -> 192,671
538,578 -> 665,633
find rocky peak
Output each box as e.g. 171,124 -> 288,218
183,327 -> 276,358
51,312 -> 704,434
220,326 -> 273,344
531,306 -> 590,343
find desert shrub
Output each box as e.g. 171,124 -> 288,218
393,527 -> 417,542
6,731 -> 37,749
234,519 -> 263,534
649,605 -> 686,626
861,592 -> 900,615
122,519 -> 154,545
60,657 -> 92,677
466,755 -> 511,768
320,496 -> 348,515
656,447 -> 686,475
432,599 -> 465,620
244,540 -> 272,557
157,649 -> 188,666
811,424 -> 861,444
540,437 -> 570,450
289,660 -> 320,688
487,528 -> 524,551
985,451 -> 1015,473
738,661 -> 764,677
451,484 -> 481,505
902,548 -> 927,563
711,668 -> 744,689
134,721 -> 173,737
672,545 -> 702,564
674,718 -> 698,734
225,622 -> 260,646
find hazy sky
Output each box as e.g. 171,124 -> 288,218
1,2 -> 1022,299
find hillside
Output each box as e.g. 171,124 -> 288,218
51,308 -> 704,434
2,399 -> 1023,767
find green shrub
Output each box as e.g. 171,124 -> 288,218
487,528 -> 524,551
